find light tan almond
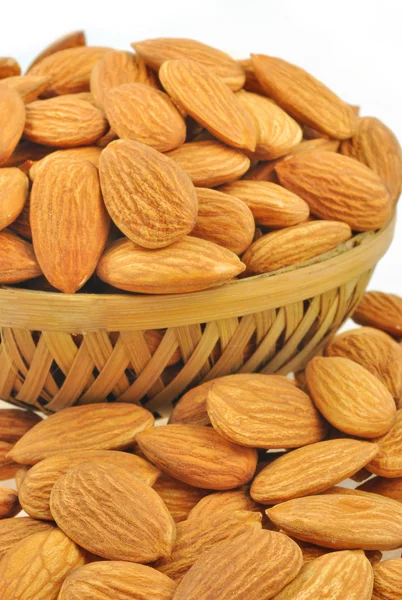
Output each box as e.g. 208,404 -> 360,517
153,473 -> 208,523
352,291 -> 402,337
341,116 -> 402,202
29,145 -> 102,180
50,461 -> 175,562
8,402 -> 154,465
359,476 -> 402,502
97,236 -> 245,294
104,83 -> 186,151
133,37 -> 245,90
267,493 -> 402,550
0,84 -> 25,165
275,150 -> 392,231
59,561 -> 177,600
0,229 -> 42,283
242,220 -> 352,274
188,489 -> 261,521
8,196 -> 31,239
3,75 -> 51,103
0,408 -> 42,442
159,59 -> 256,151
136,424 -> 257,490
219,180 -> 309,228
206,373 -> 327,448
173,529 -> 303,600
306,356 -> 396,438
372,559 -> 402,600
0,167 -> 29,231
27,30 -> 86,72
273,550 -> 374,600
99,139 -> 197,248
24,96 -> 107,147
0,517 -> 54,560
237,58 -> 266,94
326,327 -> 402,397
169,381 -> 214,426
0,488 -> 20,519
166,140 -> 250,187
251,54 -> 356,139
95,126 -> 118,147
251,439 -> 378,504
366,410 -> 402,477
14,466 -> 28,490
0,57 -> 21,79
0,442 -> 19,481
0,528 -> 86,600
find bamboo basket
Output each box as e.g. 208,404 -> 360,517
0,216 -> 395,416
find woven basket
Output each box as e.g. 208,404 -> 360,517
0,216 -> 395,416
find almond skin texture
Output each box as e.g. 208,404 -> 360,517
188,489 -> 261,521
306,356 -> 396,438
19,450 -> 160,520
136,424 -> 258,490
359,476 -> 402,502
192,187 -> 255,254
206,374 -> 327,449
133,37 -> 245,91
27,30 -> 86,72
97,236 -> 245,294
3,75 -> 51,104
242,221 -> 352,274
267,493 -> 402,550
276,151 -> 392,231
0,408 -> 42,442
236,90 -> 302,159
250,439 -> 378,504
0,441 -> 19,481
99,139 -> 198,249
0,517 -> 55,560
166,140 -> 250,187
153,473 -> 208,523
367,410 -> 402,477
0,57 -> 21,78
272,550 -> 374,600
104,83 -> 186,151
0,167 -> 29,231
29,145 -> 102,180
58,561 -> 177,600
0,84 -> 25,165
31,158 -> 110,293
173,529 -> 303,600
0,229 -> 42,283
352,291 -> 402,337
326,327 -> 402,398
50,461 -> 176,562
0,529 -> 86,600
372,559 -> 402,600
251,54 -> 356,139
8,402 -> 154,465
169,381 -> 214,426
219,180 -> 309,228
159,59 -> 256,152
24,96 -> 107,147
0,488 -> 20,519
341,116 -> 402,202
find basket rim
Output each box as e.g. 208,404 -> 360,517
0,216 -> 395,332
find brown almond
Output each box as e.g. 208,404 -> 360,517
372,559 -> 402,600
8,196 -> 31,240
29,145 -> 102,180
8,402 -> 154,465
0,84 -> 25,165
27,30 -> 86,72
0,517 -> 55,560
0,57 -> 21,79
366,410 -> 402,477
251,54 -> 356,139
275,150 -> 392,231
0,229 -> 42,283
0,442 -> 19,481
1,140 -> 52,168
153,473 -> 208,523
0,408 -> 42,443
0,488 -> 20,519
169,381 -> 214,426
159,59 -> 256,151
50,461 -> 175,562
359,476 -> 402,502
237,58 -> 266,94
188,489 -> 261,521
0,167 -> 29,231
3,75 -> 51,103
352,291 -> 402,337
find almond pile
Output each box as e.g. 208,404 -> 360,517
0,33 -> 401,294
0,289 -> 401,598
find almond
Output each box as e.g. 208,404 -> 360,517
326,327 -> 402,397
359,476 -> 402,502
0,167 -> 29,231
97,236 -> 245,294
273,550 -> 374,600
352,291 -> 402,337
236,90 -> 302,159
250,439 -> 378,504
159,59 -> 256,151
1,140 -> 52,168
8,196 -> 31,239
188,489 -> 261,521
99,139 -> 198,248
206,374 -> 327,448
166,140 -> 250,187
242,220 -> 352,274
238,58 -> 266,94
31,157 -> 110,293
0,409 -> 42,443
29,145 -> 102,180
50,461 -> 175,562
3,75 -> 51,103
341,116 -> 402,202
24,96 -> 107,147
251,54 -> 356,139
0,517 -> 54,560
0,529 -> 86,600
172,529 -> 303,600
8,402 -> 154,465
372,559 -> 402,600
275,150 -> 392,231
0,57 -> 21,79
153,473 -> 208,523
59,561 -> 177,600
169,381 -> 214,425
0,442 -> 19,481
136,424 -> 257,490
306,356 -> 396,438
19,450 -> 161,520
0,84 -> 25,165
219,180 -> 309,228
0,488 -> 20,519
0,229 -> 42,283
104,83 -> 186,151
366,409 -> 402,477
27,30 -> 86,72
133,37 -> 245,91
267,493 -> 402,550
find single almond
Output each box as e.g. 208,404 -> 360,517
0,488 -> 20,519
0,442 -> 19,481
366,410 -> 402,477
3,75 -> 51,103
8,196 -> 31,240
27,30 -> 86,72
159,59 -> 256,151
372,558 -> 402,600
0,229 -> 42,283
0,57 -> 21,79
188,489 -> 261,521
0,517 -> 54,560
50,461 -> 176,562
237,58 -> 266,94
153,473 -> 208,523
0,408 -> 42,443
29,145 -> 102,180
352,291 -> 402,337
169,381 -> 214,426
0,167 -> 29,231
0,84 -> 25,165
1,140 -> 52,168
359,476 -> 402,502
